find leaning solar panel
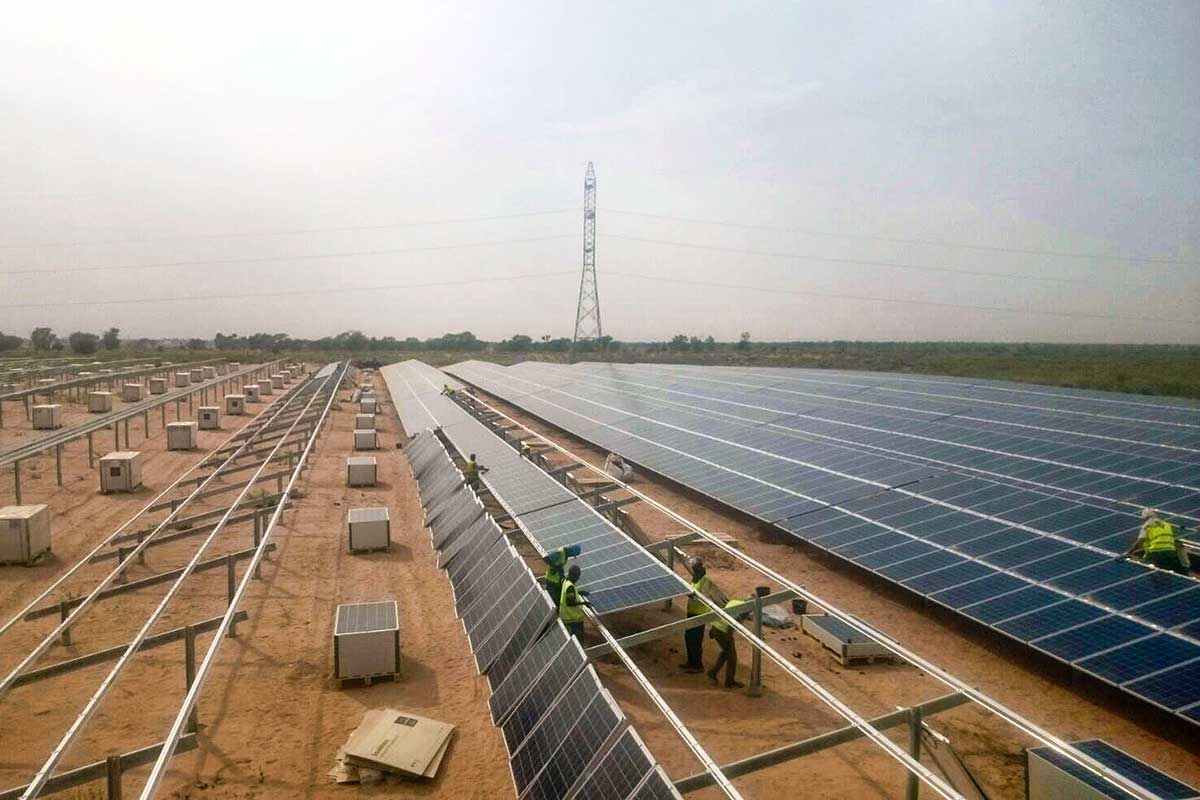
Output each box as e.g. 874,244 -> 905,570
489,623 -> 572,722
521,685 -> 625,800
504,648 -> 592,756
446,359 -> 1200,723
475,585 -> 555,675
571,728 -> 657,800
628,767 -> 685,800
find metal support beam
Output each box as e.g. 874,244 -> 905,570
585,590 -> 795,658
907,707 -> 924,800
673,693 -> 968,794
0,735 -> 197,800
594,496 -> 641,515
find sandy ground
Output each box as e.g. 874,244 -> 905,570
0,372 -> 512,799
472,390 -> 1200,799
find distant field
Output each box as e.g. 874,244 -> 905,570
15,344 -> 1196,400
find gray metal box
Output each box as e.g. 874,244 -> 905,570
198,406 -> 220,430
270,375 -> 284,389
347,456 -> 377,487
87,391 -> 113,413
174,372 -> 190,388
202,366 -> 217,379
0,504 -> 51,565
149,377 -> 168,395
189,368 -> 202,383
32,405 -> 62,430
167,421 -> 198,451
354,429 -> 378,451
360,398 -> 377,414
225,394 -> 246,415
244,384 -> 261,402
100,451 -> 144,493
123,383 -> 146,403
258,379 -> 273,396
349,507 -> 391,552
334,600 -> 400,682
355,413 -> 376,430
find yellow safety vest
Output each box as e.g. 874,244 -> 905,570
712,599 -> 747,635
463,460 -> 479,480
560,580 -> 585,624
1144,521 -> 1177,555
686,575 -> 712,616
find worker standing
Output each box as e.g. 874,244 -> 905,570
542,544 -> 582,607
680,557 -> 714,674
559,564 -> 591,639
708,597 -> 751,689
441,384 -> 455,396
1126,509 -> 1189,574
463,453 -> 489,491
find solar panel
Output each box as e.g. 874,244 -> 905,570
464,564 -> 536,645
521,688 -> 624,800
628,767 -> 684,800
380,360 -> 688,613
489,624 -> 570,722
438,515 -> 502,570
1030,740 -> 1200,800
571,728 -> 655,800
446,359 -> 1200,723
506,657 -> 594,766
475,586 -> 554,675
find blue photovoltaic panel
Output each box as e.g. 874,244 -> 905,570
1032,616 -> 1154,663
381,360 -> 688,614
571,728 -> 655,800
445,359 -> 1200,723
489,625 -> 569,722
629,768 -> 685,800
1076,635 -> 1200,685
1030,740 -> 1200,800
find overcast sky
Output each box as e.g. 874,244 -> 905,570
1,1 -> 1197,344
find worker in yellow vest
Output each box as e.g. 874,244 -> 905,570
1126,509 -> 1189,574
708,598 -> 751,689
463,453 -> 489,490
559,564 -> 592,639
543,544 -> 582,607
680,558 -> 714,673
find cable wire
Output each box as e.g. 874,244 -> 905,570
604,208 -> 1199,267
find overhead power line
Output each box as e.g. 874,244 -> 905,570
0,208 -> 578,251
0,234 -> 575,277
604,208 -> 1199,267
601,233 -> 1194,292
605,270 -> 1200,327
0,271 -> 576,309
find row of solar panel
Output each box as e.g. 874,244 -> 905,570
506,361 -> 1200,519
596,362 -> 1200,451
382,360 -> 688,614
445,361 -> 1200,725
404,432 -> 681,800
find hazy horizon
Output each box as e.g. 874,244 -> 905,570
1,2 -> 1197,345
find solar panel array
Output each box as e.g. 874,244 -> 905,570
403,430 -> 681,800
383,360 -> 688,614
1029,739 -> 1199,799
446,360 -> 1200,725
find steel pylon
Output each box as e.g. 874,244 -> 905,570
572,162 -> 603,345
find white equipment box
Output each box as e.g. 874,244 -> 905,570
123,383 -> 146,403
100,451 -> 144,493
361,398 -> 378,414
347,456 -> 378,487
202,366 -> 217,379
355,413 -> 376,430
189,368 -> 202,382
0,504 -> 51,565
225,394 -> 246,415
354,429 -> 378,451
32,405 -> 62,430
349,507 -> 391,552
198,406 -> 220,430
244,384 -> 261,402
174,372 -> 190,388
802,614 -> 896,665
149,377 -> 167,395
87,391 -> 113,413
270,374 -> 284,389
334,600 -> 400,685
167,421 -> 198,451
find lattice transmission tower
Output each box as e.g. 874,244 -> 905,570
572,162 -> 603,346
